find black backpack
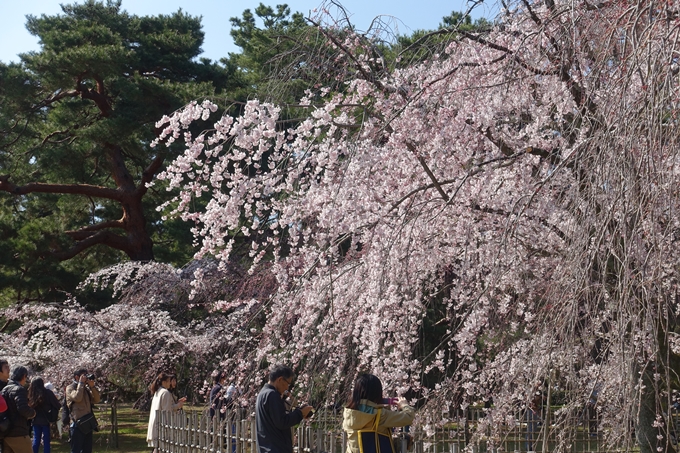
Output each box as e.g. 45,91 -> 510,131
46,403 -> 59,423
61,395 -> 70,425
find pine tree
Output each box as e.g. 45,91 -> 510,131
0,0 -> 233,303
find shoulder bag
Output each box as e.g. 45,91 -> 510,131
75,412 -> 99,434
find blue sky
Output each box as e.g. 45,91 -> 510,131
0,0 -> 497,63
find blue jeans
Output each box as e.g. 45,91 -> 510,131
32,424 -> 51,453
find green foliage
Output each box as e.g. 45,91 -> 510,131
0,0 -> 235,304
387,12 -> 493,69
229,4 -> 312,104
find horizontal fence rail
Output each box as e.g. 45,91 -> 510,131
155,406 -> 680,453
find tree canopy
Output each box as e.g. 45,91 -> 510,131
0,0 -> 232,304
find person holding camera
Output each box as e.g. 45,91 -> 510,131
342,374 -> 414,453
66,369 -> 100,453
255,365 -> 313,453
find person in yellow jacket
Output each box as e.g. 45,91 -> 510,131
342,374 -> 415,453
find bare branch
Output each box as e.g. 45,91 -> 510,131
50,230 -> 131,261
64,219 -> 126,240
0,175 -> 124,200
405,140 -> 450,203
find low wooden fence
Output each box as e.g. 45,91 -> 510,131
155,409 -> 404,453
154,407 -> 621,453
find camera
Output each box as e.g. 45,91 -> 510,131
86,373 -> 96,381
382,397 -> 398,405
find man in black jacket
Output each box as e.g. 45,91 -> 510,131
255,365 -> 312,453
209,370 -> 227,419
1,366 -> 36,453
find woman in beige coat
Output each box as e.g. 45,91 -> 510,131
146,372 -> 185,452
342,374 -> 415,453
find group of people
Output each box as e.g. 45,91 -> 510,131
208,370 -> 238,420
255,365 -> 414,453
144,365 -> 414,453
0,360 -> 101,453
146,372 -> 186,453
146,369 -> 242,450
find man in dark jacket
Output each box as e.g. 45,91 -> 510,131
209,370 -> 227,419
255,365 -> 312,453
1,366 -> 36,453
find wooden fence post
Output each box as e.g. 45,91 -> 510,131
110,396 -> 119,449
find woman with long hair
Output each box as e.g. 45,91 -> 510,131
167,374 -> 187,411
28,377 -> 61,453
342,374 -> 415,453
146,372 -> 185,452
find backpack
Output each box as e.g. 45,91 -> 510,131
46,403 -> 59,423
61,395 -> 70,425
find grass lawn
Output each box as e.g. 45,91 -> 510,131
46,403 -> 158,453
